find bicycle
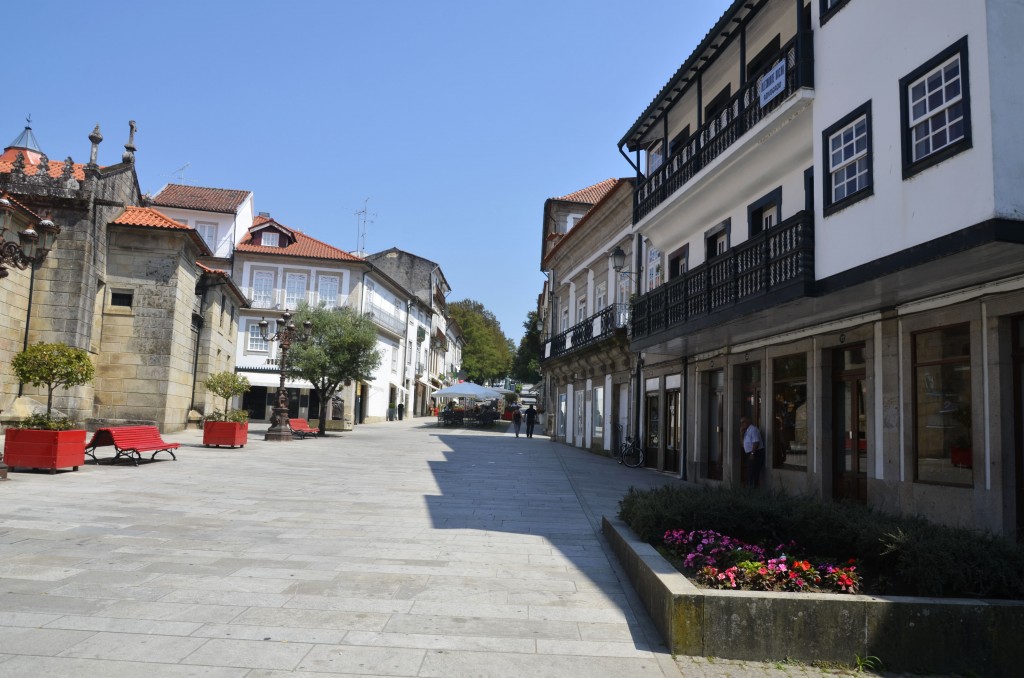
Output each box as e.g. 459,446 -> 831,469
615,435 -> 645,468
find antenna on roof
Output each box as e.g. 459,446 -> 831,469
354,198 -> 375,255
171,162 -> 191,184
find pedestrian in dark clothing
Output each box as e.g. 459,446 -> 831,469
741,416 -> 764,489
397,402 -> 405,420
512,407 -> 522,437
524,405 -> 537,438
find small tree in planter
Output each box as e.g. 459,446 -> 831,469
5,342 -> 95,474
202,372 -> 251,448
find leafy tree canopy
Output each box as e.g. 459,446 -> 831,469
512,310 -> 542,383
285,304 -> 381,433
12,342 -> 95,415
448,299 -> 512,384
203,371 -> 251,421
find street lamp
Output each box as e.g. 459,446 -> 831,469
610,245 -> 639,283
0,196 -> 61,279
258,309 -> 313,441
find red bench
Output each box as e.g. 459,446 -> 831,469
85,426 -> 180,466
289,418 -> 318,439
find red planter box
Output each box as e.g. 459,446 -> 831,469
203,421 -> 248,448
3,429 -> 87,473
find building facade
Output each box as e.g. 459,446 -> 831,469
538,179 -> 637,457
615,0 -> 1024,537
365,248 -> 464,416
0,123 -> 244,431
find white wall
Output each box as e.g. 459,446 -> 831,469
812,0 -> 995,278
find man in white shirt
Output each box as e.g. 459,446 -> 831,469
740,416 -> 764,489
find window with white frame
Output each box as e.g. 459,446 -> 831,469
647,139 -> 664,174
248,321 -> 270,352
317,275 -> 339,308
595,282 -> 607,311
561,306 -> 570,332
900,38 -> 971,178
647,246 -> 663,289
823,102 -> 872,214
576,297 -> 587,323
196,222 -> 216,249
285,273 -> 307,308
251,271 -> 274,308
261,231 -> 280,247
391,342 -> 399,373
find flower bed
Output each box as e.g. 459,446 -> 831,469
662,528 -> 861,594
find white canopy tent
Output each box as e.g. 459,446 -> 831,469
430,383 -> 504,400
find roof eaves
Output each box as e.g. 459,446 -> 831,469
618,0 -> 747,151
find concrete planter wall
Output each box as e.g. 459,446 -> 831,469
603,517 -> 1024,675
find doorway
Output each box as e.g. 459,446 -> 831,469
665,389 -> 681,474
738,363 -> 762,485
706,370 -> 725,480
645,393 -> 660,468
833,345 -> 867,502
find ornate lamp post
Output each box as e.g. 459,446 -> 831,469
0,196 -> 61,279
0,196 -> 61,481
258,309 -> 312,442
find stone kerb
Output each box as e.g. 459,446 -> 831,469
602,516 -> 1024,675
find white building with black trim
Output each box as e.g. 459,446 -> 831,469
614,0 -> 1024,537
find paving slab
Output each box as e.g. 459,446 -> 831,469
0,418 -> 864,677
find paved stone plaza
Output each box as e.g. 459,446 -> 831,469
0,419 -> 862,677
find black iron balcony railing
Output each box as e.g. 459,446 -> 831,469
635,32 -> 813,223
631,211 -> 814,341
542,303 -> 630,363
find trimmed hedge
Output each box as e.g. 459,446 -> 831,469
618,484 -> 1024,599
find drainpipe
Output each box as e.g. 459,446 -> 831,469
17,267 -> 36,397
681,355 -> 688,481
188,284 -> 208,413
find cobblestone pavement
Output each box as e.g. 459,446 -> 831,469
0,418 -> 888,677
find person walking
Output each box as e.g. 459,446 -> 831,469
512,407 -> 522,437
740,416 -> 764,489
524,404 -> 537,438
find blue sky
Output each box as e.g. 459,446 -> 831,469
10,0 -> 732,341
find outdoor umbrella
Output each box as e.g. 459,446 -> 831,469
430,382 -> 504,399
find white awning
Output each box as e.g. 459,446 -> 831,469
234,370 -> 312,390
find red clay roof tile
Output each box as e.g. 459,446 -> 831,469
110,206 -> 191,230
237,218 -> 362,262
552,178 -> 618,205
151,184 -> 250,214
0,148 -> 87,180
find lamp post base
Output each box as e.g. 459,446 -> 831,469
265,405 -> 294,442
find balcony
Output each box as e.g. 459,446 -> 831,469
631,211 -> 814,344
542,303 -> 630,363
247,288 -> 340,311
368,305 -> 405,336
634,32 -> 813,224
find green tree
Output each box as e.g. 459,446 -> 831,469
12,342 -> 95,416
448,299 -> 512,383
285,303 -> 381,436
512,310 -> 542,383
203,371 -> 251,422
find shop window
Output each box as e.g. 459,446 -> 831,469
913,324 -> 973,486
772,354 -> 808,469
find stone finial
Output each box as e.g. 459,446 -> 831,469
122,120 -> 137,164
37,153 -> 50,178
61,157 -> 74,180
88,124 -> 103,166
11,151 -> 25,175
